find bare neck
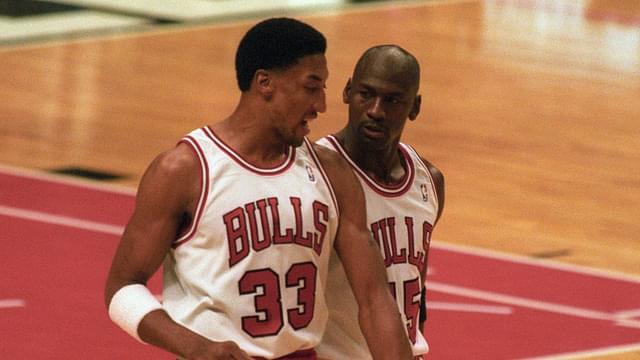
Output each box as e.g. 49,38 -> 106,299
334,129 -> 406,185
210,95 -> 289,167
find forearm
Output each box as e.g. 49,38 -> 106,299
358,295 -> 413,360
138,309 -> 212,359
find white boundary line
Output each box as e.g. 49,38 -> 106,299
428,301 -> 513,315
428,281 -> 640,329
2,162 -> 640,283
0,205 -> 124,236
432,241 -> 640,284
519,343 -> 640,360
615,308 -> 640,319
0,299 -> 26,309
2,187 -> 635,326
3,164 -> 640,358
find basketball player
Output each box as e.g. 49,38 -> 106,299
104,19 -> 412,360
316,45 -> 445,360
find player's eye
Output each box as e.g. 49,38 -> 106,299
385,96 -> 401,104
359,90 -> 371,99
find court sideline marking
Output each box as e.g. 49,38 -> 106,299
3,166 -> 640,328
428,281 -> 640,328
3,164 -> 639,283
521,343 -> 640,360
0,204 -> 124,235
0,299 -> 26,309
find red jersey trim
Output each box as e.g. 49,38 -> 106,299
173,136 -> 210,248
203,126 -> 295,176
324,135 -> 415,198
303,137 -> 340,219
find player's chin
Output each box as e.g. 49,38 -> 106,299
290,137 -> 305,147
358,129 -> 385,144
292,122 -> 311,145
360,134 -> 387,150
287,132 -> 306,147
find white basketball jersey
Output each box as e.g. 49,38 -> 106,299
316,135 -> 438,360
162,127 -> 339,359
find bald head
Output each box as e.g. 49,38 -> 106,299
352,45 -> 420,93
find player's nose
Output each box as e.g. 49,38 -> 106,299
314,89 -> 327,114
366,97 -> 385,120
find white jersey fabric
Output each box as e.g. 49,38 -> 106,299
162,126 -> 339,359
316,135 -> 438,360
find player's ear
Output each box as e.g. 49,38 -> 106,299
409,94 -> 421,120
342,79 -> 352,104
254,69 -> 274,99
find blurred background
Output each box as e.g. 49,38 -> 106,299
1,0 -> 639,359
0,0 -> 362,45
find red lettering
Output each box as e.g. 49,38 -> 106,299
290,197 -> 312,248
245,202 -> 270,251
224,207 -> 249,266
226,198 -> 330,266
269,197 -> 294,244
256,199 -> 272,245
405,217 -> 424,268
386,217 -> 407,264
312,201 -> 328,256
371,219 -> 393,267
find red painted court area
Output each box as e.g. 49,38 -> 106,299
1,166 -> 640,359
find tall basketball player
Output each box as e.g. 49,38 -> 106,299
316,45 -> 445,360
104,19 -> 413,360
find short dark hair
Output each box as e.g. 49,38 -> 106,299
235,17 -> 327,91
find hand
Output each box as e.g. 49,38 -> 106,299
188,340 -> 252,360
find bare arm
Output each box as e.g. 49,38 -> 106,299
314,144 -> 413,360
104,143 -> 250,360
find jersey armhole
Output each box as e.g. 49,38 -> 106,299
173,136 -> 209,248
405,144 -> 439,215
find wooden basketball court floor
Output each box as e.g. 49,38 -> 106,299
0,0 -> 639,358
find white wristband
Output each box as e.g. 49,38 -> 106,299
108,284 -> 163,343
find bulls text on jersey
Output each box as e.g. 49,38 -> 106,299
223,196 -> 330,267
370,216 -> 433,274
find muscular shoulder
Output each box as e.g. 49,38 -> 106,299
137,143 -> 201,211
154,143 -> 199,175
311,143 -> 354,187
311,143 -> 362,211
143,144 -> 199,185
